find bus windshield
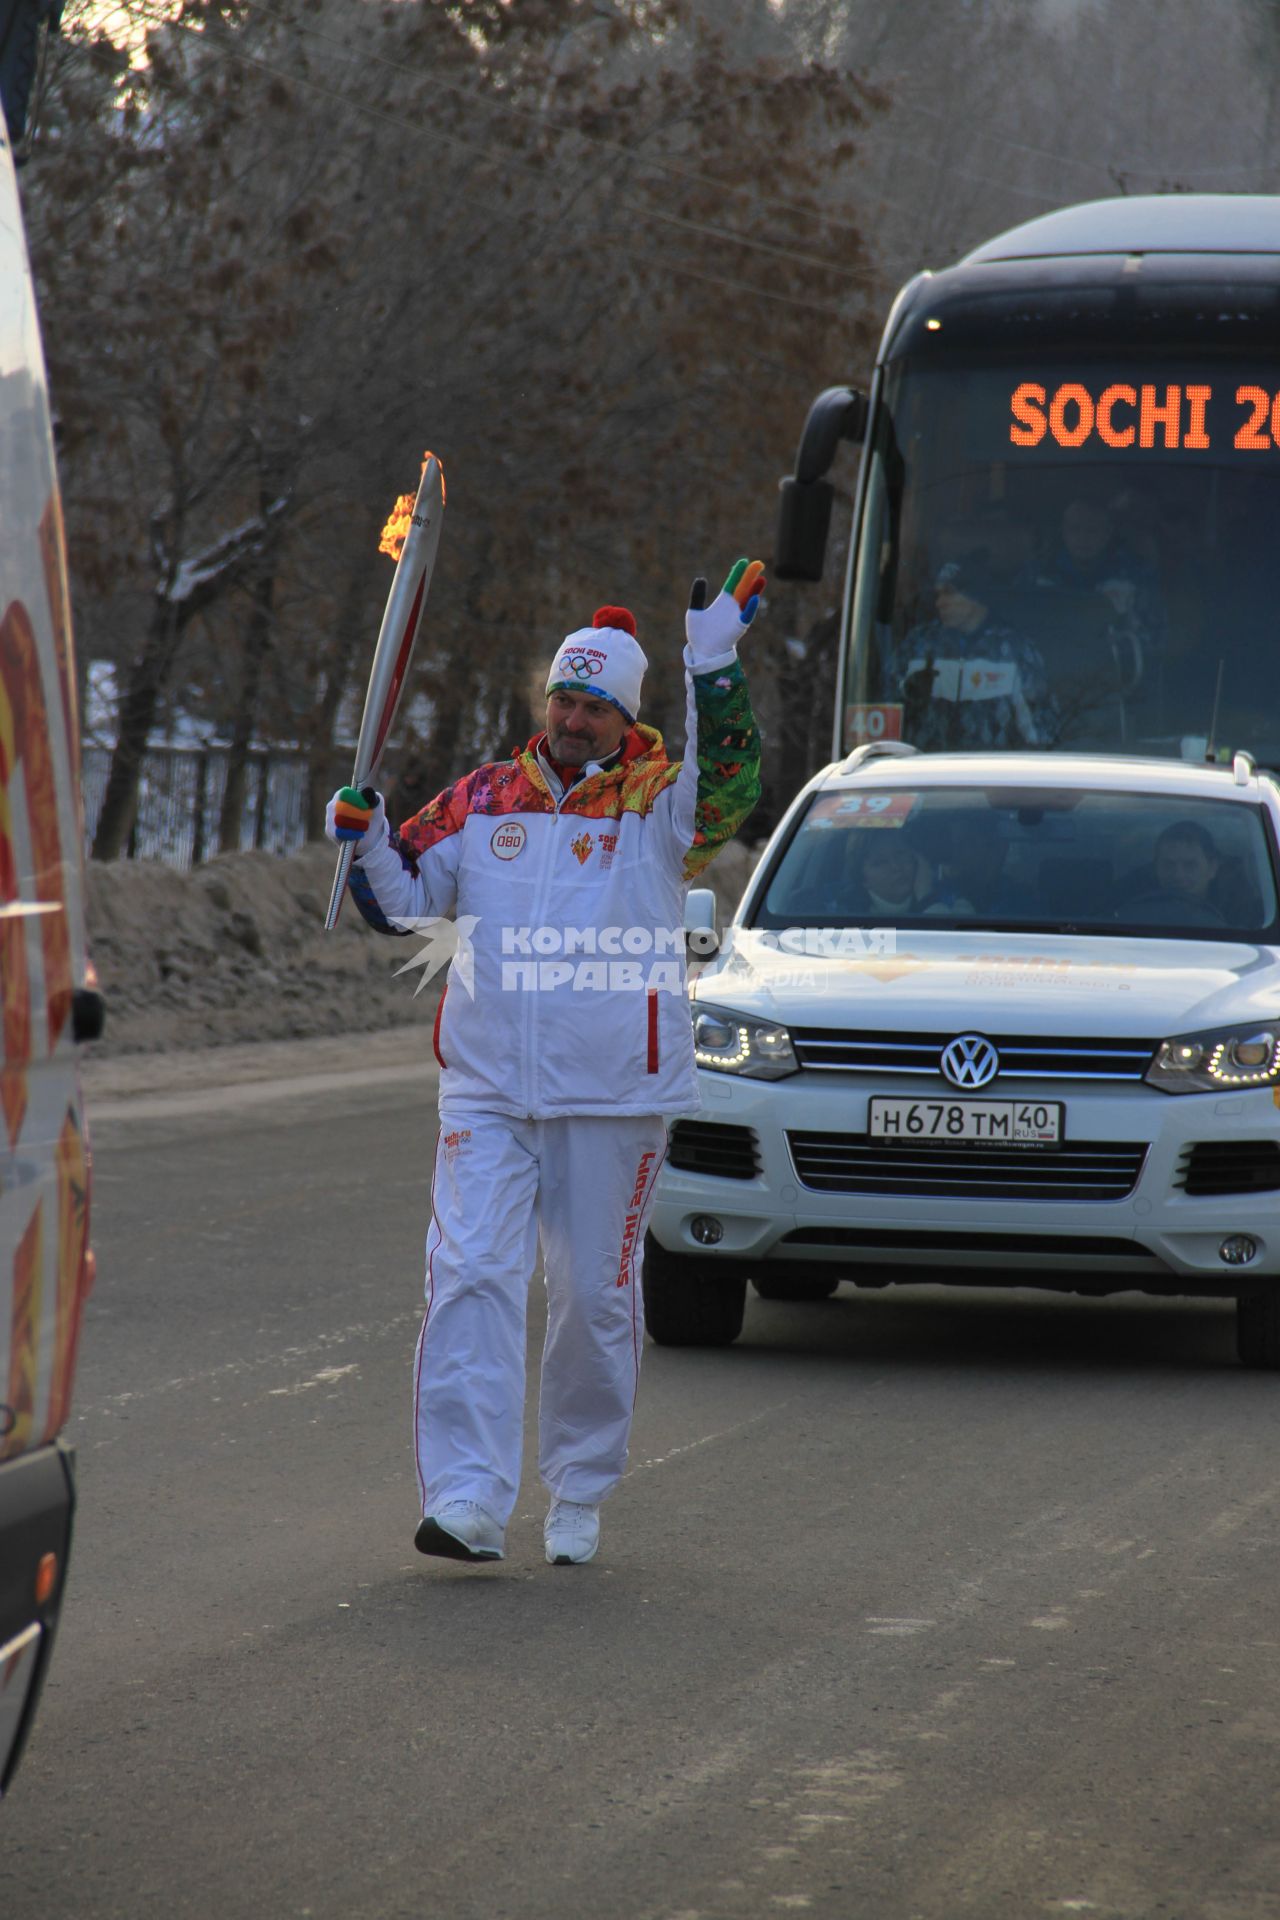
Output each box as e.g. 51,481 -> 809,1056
845,354 -> 1280,765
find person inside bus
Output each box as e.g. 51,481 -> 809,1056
886,552 -> 1058,751
1034,497 -> 1163,687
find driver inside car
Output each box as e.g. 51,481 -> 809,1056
1155,821 -> 1221,907
1125,820 -> 1248,926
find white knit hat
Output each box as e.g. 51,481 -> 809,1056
546,606 -> 647,723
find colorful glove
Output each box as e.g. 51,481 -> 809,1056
685,558 -> 766,667
325,784 -> 386,856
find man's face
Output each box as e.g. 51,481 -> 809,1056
1155,835 -> 1217,900
861,835 -> 917,902
1062,501 -> 1110,564
935,582 -> 986,633
546,688 -> 628,766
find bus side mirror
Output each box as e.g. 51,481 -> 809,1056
1,0 -> 63,159
774,477 -> 835,583
773,386 -> 867,583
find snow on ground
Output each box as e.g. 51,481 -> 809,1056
82,835 -> 761,1071
84,841 -> 442,1062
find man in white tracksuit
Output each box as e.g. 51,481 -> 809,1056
326,562 -> 763,1565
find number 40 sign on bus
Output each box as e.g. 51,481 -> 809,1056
845,702 -> 904,747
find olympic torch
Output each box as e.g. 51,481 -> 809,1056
323,452 -> 446,930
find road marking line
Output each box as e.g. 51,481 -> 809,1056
1208,1490 -> 1274,1536
628,1399 -> 795,1473
74,1312 -> 420,1417
268,1364 -> 360,1397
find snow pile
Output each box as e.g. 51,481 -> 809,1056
84,836 -> 762,1058
84,842 -> 428,1056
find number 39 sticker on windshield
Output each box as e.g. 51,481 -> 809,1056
839,793 -> 915,828
808,791 -> 916,832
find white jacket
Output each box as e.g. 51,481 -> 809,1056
348,651 -> 760,1117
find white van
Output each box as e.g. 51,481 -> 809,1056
0,84 -> 101,1795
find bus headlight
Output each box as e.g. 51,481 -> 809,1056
693,1003 -> 798,1080
1146,1025 -> 1280,1093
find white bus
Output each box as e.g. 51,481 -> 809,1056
776,195 -> 1280,769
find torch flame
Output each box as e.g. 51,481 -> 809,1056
379,449 -> 444,561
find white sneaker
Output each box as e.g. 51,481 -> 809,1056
544,1499 -> 600,1565
415,1499 -> 505,1562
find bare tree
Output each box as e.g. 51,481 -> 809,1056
31,0 -> 886,851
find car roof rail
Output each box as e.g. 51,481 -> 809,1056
1233,750 -> 1257,786
836,740 -> 921,774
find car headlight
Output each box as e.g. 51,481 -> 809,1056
1146,1024 -> 1280,1094
692,1001 -> 798,1080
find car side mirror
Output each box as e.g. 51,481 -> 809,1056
684,888 -> 719,959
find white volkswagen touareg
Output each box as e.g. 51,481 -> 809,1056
646,744 -> 1280,1365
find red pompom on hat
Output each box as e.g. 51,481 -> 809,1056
593,606 -> 636,636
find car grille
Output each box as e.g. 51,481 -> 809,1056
790,1028 -> 1155,1082
781,1227 -> 1155,1261
787,1131 -> 1148,1201
1178,1141 -> 1280,1196
667,1120 -> 760,1181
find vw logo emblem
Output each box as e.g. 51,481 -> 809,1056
940,1033 -> 1000,1089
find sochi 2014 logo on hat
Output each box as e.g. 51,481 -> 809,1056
557,649 -> 605,680
491,821 -> 527,860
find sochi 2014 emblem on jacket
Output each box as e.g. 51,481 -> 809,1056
570,831 -> 594,866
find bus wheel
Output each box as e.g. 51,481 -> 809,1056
1236,1290 -> 1280,1369
642,1235 -> 746,1348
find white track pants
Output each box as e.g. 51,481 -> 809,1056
413,1110 -> 668,1525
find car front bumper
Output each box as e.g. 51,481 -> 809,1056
649,1071 -> 1280,1294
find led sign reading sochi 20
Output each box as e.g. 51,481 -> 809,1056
1010,381 -> 1280,452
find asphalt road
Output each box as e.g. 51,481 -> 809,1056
3,1046 -> 1279,1920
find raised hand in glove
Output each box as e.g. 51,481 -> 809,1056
325,784 -> 387,856
685,558 -> 766,668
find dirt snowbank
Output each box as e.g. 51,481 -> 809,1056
84,836 -> 762,1060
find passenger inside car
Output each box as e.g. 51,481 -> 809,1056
811,827 -> 977,920
764,816 -> 970,922
851,831 -> 961,915
1120,820 -> 1262,927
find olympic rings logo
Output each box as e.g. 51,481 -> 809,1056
557,653 -> 604,679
